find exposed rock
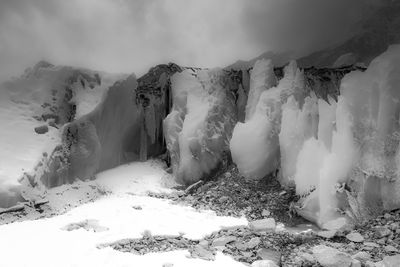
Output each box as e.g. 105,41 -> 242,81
249,218 -> 276,232
312,245 -> 352,267
34,125 -> 49,134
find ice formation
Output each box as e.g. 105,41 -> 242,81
245,59 -> 277,121
164,69 -> 237,185
279,95 -> 318,186
293,45 -> 400,228
230,60 -> 305,180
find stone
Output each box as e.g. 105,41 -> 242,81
346,232 -> 364,243
300,253 -> 315,263
384,245 -> 399,253
365,261 -> 376,267
262,209 -> 271,217
351,259 -> 361,267
257,248 -> 281,265
352,251 -> 371,263
34,125 -> 49,134
249,218 -> 276,232
374,227 -> 392,238
246,237 -> 261,249
382,255 -> 400,267
312,245 -> 352,267
318,230 -> 337,239
211,236 -> 236,247
251,260 -> 279,267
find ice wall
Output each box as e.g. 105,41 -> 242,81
164,69 -> 237,185
341,45 -> 400,211
292,45 -> 400,228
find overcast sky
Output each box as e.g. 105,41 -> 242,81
0,0 -> 383,80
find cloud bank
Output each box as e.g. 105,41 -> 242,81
0,0 -> 386,80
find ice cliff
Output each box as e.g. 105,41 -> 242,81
4,45 -> 400,231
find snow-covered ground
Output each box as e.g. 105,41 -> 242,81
0,161 -> 248,267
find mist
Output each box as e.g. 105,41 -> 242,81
0,0 -> 385,81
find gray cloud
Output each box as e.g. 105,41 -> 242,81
0,0 -> 388,81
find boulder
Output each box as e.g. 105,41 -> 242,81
257,248 -> 281,265
34,125 -> 49,134
382,254 -> 400,267
346,232 -> 364,243
312,245 -> 352,267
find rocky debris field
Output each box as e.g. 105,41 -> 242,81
145,164 -> 400,266
149,165 -> 306,226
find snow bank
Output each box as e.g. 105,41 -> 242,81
230,60 -> 305,180
164,69 -> 237,185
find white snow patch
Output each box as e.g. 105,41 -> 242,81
0,161 -> 247,267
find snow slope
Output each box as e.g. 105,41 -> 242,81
0,62 -> 123,207
0,161 -> 247,267
0,83 -> 60,207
